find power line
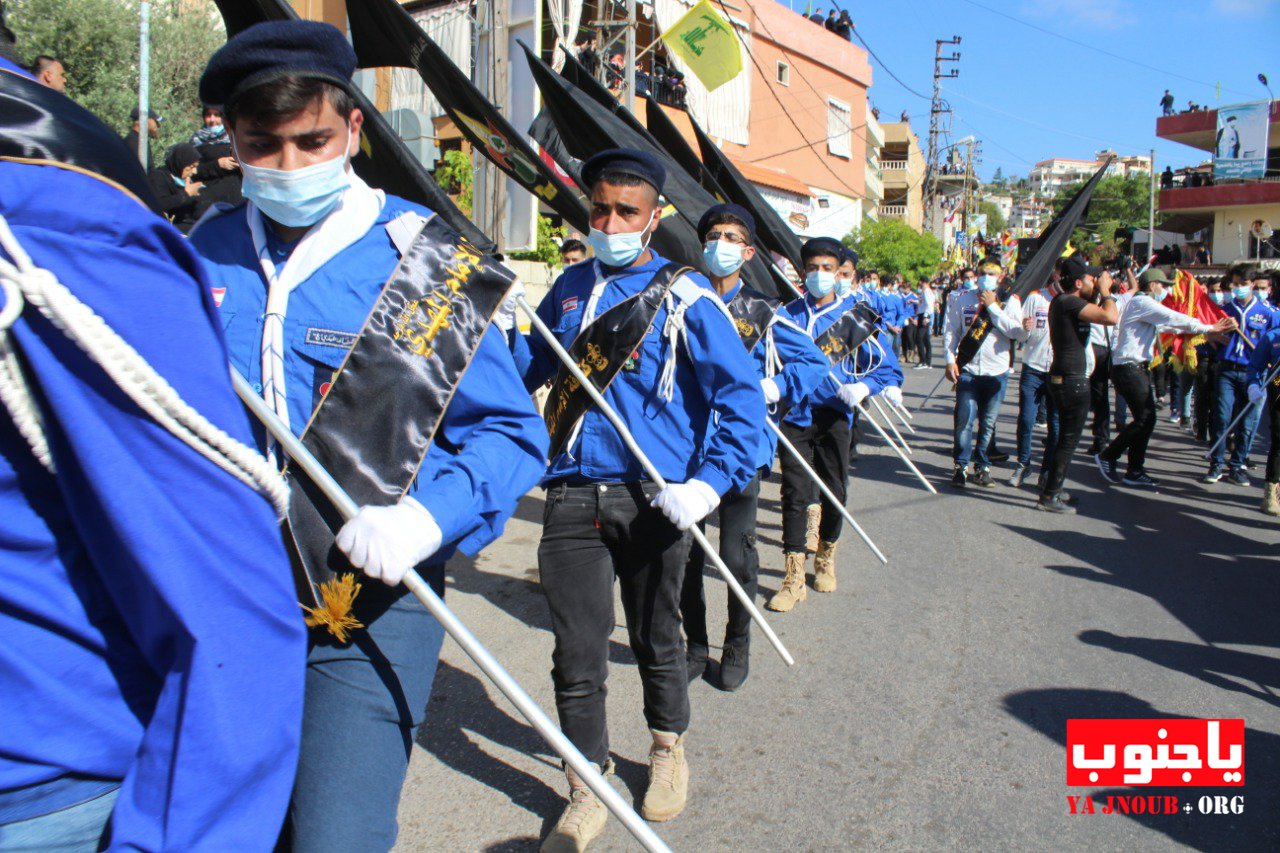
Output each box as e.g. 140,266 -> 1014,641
954,0 -> 1247,97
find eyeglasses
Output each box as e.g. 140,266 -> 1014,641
705,230 -> 748,245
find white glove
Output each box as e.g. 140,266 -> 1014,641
494,279 -> 526,333
837,382 -> 870,409
335,497 -> 443,586
650,479 -> 720,531
883,385 -> 903,408
760,377 -> 782,405
1248,383 -> 1266,405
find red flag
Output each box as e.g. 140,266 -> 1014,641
1159,270 -> 1225,371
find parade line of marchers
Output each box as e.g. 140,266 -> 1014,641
0,1 -> 1263,851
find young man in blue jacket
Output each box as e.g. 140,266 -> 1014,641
190,22 -> 547,851
521,150 -> 764,850
770,238 -> 902,613
680,204 -> 827,691
0,45 -> 305,850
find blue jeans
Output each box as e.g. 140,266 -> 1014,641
287,570 -> 447,853
1210,365 -> 1262,469
888,330 -> 902,359
954,372 -> 1009,469
0,788 -> 117,853
1015,368 -> 1058,470
1171,370 -> 1193,419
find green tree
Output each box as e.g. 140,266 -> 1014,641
9,0 -> 226,153
991,166 -> 1005,186
509,214 -> 565,266
1049,172 -> 1155,261
979,200 -> 1007,234
845,217 -> 943,281
435,149 -> 474,216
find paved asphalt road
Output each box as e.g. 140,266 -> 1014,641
395,366 -> 1279,852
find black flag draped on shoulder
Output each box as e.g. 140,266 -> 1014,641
345,0 -> 590,233
209,0 -> 494,252
814,302 -> 879,366
954,157 -> 1112,370
544,263 -> 689,459
727,287 -> 781,354
286,215 -> 512,638
0,68 -> 158,211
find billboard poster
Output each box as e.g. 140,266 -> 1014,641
1213,100 -> 1271,180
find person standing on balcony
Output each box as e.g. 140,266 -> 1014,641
1160,89 -> 1175,116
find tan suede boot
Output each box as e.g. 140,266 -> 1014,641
813,539 -> 838,592
640,730 -> 689,822
541,761 -> 613,852
805,503 -> 821,552
767,552 -> 808,612
1263,482 -> 1280,517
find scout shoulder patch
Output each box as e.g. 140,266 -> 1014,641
727,287 -> 781,353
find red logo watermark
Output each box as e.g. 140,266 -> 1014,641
1067,719 -> 1244,787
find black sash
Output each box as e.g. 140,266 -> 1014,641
544,263 -> 689,459
814,301 -> 880,366
727,287 -> 781,353
0,67 -> 159,210
954,289 -> 1011,369
285,215 -> 512,637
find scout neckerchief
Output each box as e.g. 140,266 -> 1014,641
814,300 -> 880,366
285,213 -> 513,640
247,173 -> 384,463
544,260 -> 689,460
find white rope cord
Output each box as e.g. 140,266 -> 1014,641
0,214 -> 290,518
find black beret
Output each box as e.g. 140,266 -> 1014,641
199,20 -> 357,109
801,236 -> 845,263
842,247 -> 859,267
697,203 -> 756,241
580,148 -> 666,193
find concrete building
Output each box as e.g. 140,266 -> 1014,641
880,120 -> 926,232
1157,102 -> 1280,264
1009,196 -> 1051,235
1029,150 -> 1152,197
864,104 -> 885,221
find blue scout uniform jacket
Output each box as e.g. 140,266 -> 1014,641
720,282 -> 828,477
524,254 -> 764,495
780,294 -> 904,430
0,157 -> 306,848
192,196 -> 548,565
1246,327 -> 1280,388
1218,296 -> 1280,367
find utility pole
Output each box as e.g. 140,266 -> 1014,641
1147,148 -> 1156,263
624,0 -> 636,112
475,0 -> 509,248
136,0 -> 150,169
924,36 -> 960,239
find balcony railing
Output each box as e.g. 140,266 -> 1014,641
882,160 -> 908,171
881,204 -> 907,217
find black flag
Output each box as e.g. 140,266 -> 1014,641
955,157 -> 1113,369
209,0 -> 493,251
346,0 -> 590,233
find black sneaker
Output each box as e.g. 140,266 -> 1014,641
1122,471 -> 1160,488
988,450 -> 1010,464
951,466 -> 967,488
972,468 -> 998,488
1094,453 -> 1119,483
1202,465 -> 1224,484
1036,494 -> 1077,514
685,644 -> 709,683
719,642 -> 749,692
1227,468 -> 1252,487
1007,463 -> 1027,488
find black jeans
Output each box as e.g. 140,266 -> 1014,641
1044,375 -> 1091,497
1089,343 -> 1112,442
1194,359 -> 1217,440
539,481 -> 692,764
1102,362 -> 1156,475
681,474 -> 760,650
1268,384 -> 1280,484
780,407 -> 851,552
916,321 -> 932,366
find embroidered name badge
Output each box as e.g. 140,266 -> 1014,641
305,327 -> 358,349
562,296 -> 579,313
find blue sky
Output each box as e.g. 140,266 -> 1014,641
778,0 -> 1278,182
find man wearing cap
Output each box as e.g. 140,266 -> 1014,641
1095,268 -> 1234,488
1039,256 -> 1119,513
769,237 -> 901,613
520,149 -> 763,850
0,40 -> 304,850
680,203 -> 826,691
121,106 -> 163,170
942,261 -> 1026,488
189,21 -> 547,851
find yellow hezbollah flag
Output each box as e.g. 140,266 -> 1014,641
661,0 -> 743,92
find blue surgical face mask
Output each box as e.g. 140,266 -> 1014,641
866,280 -> 879,291
703,239 -> 745,277
1210,291 -> 1225,305
806,270 -> 837,297
1233,285 -> 1253,303
978,274 -> 998,292
962,277 -> 978,291
207,123 -> 224,135
588,210 -> 656,267
835,275 -> 853,298
237,130 -> 352,228
1152,286 -> 1168,303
